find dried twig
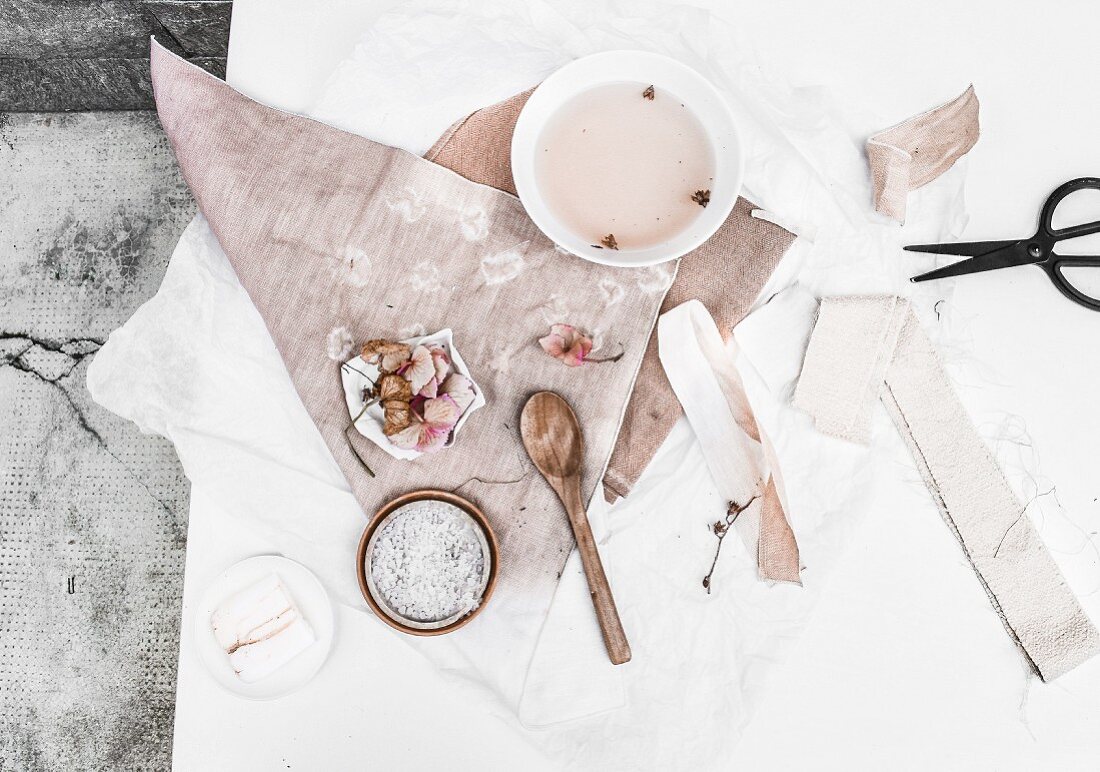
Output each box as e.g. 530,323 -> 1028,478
343,423 -> 376,478
341,361 -> 374,380
702,496 -> 758,593
586,342 -> 626,364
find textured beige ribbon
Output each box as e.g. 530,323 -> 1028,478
659,300 -> 801,584
867,86 -> 980,222
795,296 -> 1100,680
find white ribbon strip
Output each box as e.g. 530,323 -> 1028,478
659,300 -> 801,584
795,295 -> 1100,680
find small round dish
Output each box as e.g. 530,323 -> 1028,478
356,489 -> 499,636
192,555 -> 335,701
511,50 -> 743,268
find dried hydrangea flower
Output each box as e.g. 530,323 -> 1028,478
409,345 -> 449,398
361,339 -> 410,372
430,345 -> 450,381
389,394 -> 461,453
383,405 -> 411,436
378,373 -> 412,402
403,345 -> 436,395
439,373 -> 475,413
539,324 -> 593,367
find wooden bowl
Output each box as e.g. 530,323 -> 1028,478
355,489 -> 499,636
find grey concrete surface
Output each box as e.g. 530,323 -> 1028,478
1,0 -> 231,112
0,112 -> 196,771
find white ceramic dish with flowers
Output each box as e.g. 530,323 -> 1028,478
341,329 -> 485,460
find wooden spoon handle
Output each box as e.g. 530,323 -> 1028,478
562,479 -> 631,665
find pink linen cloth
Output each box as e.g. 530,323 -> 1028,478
149,41 -> 673,646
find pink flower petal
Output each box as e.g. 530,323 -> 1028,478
429,345 -> 451,383
404,345 -> 435,394
416,422 -> 451,453
389,412 -> 451,453
539,332 -> 567,358
388,422 -> 422,450
419,377 -> 439,399
423,394 -> 460,427
440,373 -> 475,414
539,323 -> 592,367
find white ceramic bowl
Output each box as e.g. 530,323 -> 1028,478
511,50 -> 743,267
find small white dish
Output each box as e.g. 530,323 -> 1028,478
511,50 -> 743,268
193,555 -> 334,701
340,328 -> 486,461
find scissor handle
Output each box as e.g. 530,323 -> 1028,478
1039,177 -> 1100,240
1042,254 -> 1100,311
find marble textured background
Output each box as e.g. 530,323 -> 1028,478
0,3 -> 230,770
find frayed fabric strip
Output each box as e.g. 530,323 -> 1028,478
659,300 -> 801,584
795,296 -> 1100,680
867,85 -> 980,222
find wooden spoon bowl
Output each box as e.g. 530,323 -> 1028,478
520,392 -> 631,665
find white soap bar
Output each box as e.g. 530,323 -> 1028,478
210,573 -> 316,683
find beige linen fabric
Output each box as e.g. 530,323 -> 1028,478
867,86 -> 980,222
795,295 -> 1100,680
425,90 -> 797,502
149,43 -> 674,620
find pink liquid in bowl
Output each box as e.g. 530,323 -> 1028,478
534,81 -> 716,251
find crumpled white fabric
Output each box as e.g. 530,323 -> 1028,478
86,0 -> 1000,767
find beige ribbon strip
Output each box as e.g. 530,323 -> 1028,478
867,86 -> 980,222
795,296 -> 1100,680
659,300 -> 801,584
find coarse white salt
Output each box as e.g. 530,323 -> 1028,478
369,499 -> 486,624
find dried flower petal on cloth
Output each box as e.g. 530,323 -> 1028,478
539,323 -> 593,367
867,85 -> 980,222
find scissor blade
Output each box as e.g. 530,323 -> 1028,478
904,239 -> 1020,257
910,243 -> 1032,283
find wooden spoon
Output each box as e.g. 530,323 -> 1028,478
520,391 -> 631,665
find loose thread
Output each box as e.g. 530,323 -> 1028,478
452,470 -> 531,494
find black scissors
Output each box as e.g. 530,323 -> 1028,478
906,177 -> 1100,311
